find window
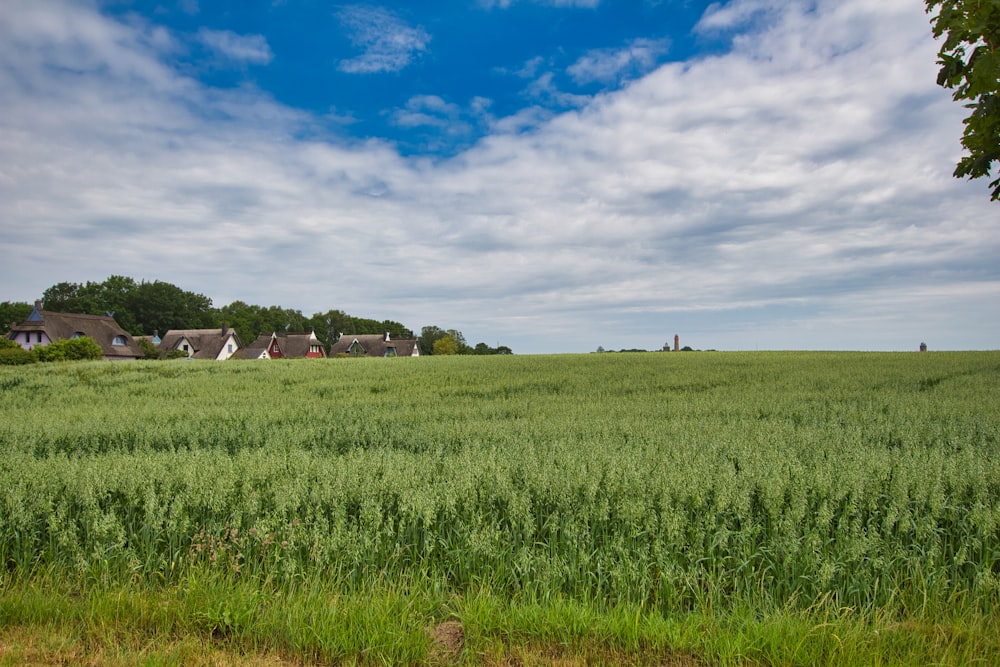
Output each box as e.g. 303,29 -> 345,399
37,333 -> 43,342
228,344 -> 233,353
182,344 -> 189,352
112,335 -> 126,346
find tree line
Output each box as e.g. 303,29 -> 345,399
1,276 -> 511,356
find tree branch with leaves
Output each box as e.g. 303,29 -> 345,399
926,0 -> 1000,201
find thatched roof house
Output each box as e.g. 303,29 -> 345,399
7,302 -> 141,360
159,326 -> 241,360
329,332 -> 420,357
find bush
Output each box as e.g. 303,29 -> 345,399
136,338 -> 161,360
35,337 -> 104,362
0,347 -> 36,365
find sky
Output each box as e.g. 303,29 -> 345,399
0,0 -> 997,354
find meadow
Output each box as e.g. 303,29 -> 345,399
1,351 -> 998,665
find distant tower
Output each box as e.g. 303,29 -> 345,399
674,334 -> 679,352
919,342 -> 927,352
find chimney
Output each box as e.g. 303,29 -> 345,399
34,300 -> 42,311
222,323 -> 228,336
384,331 -> 390,342
674,334 -> 679,352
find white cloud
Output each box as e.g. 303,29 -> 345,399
695,0 -> 776,33
512,56 -> 545,79
196,28 -> 273,64
480,0 -> 600,8
568,37 -> 670,85
0,0 -> 996,353
392,95 -> 462,129
524,71 -> 591,107
336,5 -> 430,74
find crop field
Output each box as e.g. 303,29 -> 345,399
1,351 -> 999,665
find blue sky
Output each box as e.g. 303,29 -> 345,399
1,0 -> 997,353
102,1 -> 714,154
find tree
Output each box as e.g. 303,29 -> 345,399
96,275 -> 138,332
41,281 -> 101,314
420,326 -> 475,355
419,326 -> 447,355
433,335 -> 460,356
0,301 -> 32,336
39,277 -> 215,336
127,280 -> 214,335
927,0 -> 1000,200
472,341 -> 513,355
445,329 -> 473,354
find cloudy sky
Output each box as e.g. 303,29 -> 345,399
1,0 -> 996,353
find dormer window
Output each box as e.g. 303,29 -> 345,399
112,335 -> 126,346
72,332 -> 85,339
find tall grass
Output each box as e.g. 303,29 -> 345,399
1,351 -> 998,657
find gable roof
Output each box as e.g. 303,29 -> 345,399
329,333 -> 420,358
9,310 -> 141,360
276,331 -> 326,358
234,332 -> 274,359
231,331 -> 325,359
160,327 -> 241,360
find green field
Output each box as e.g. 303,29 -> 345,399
1,352 -> 998,665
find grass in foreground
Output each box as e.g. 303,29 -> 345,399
3,572 -> 998,666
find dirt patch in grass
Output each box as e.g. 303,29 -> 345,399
427,620 -> 466,664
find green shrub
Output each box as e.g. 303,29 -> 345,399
35,337 -> 104,362
136,338 -> 161,360
0,347 -> 36,365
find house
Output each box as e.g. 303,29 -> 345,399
6,301 -> 142,360
159,326 -> 242,360
234,333 -> 274,360
329,331 -> 421,358
275,331 -> 326,358
235,330 -> 326,360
